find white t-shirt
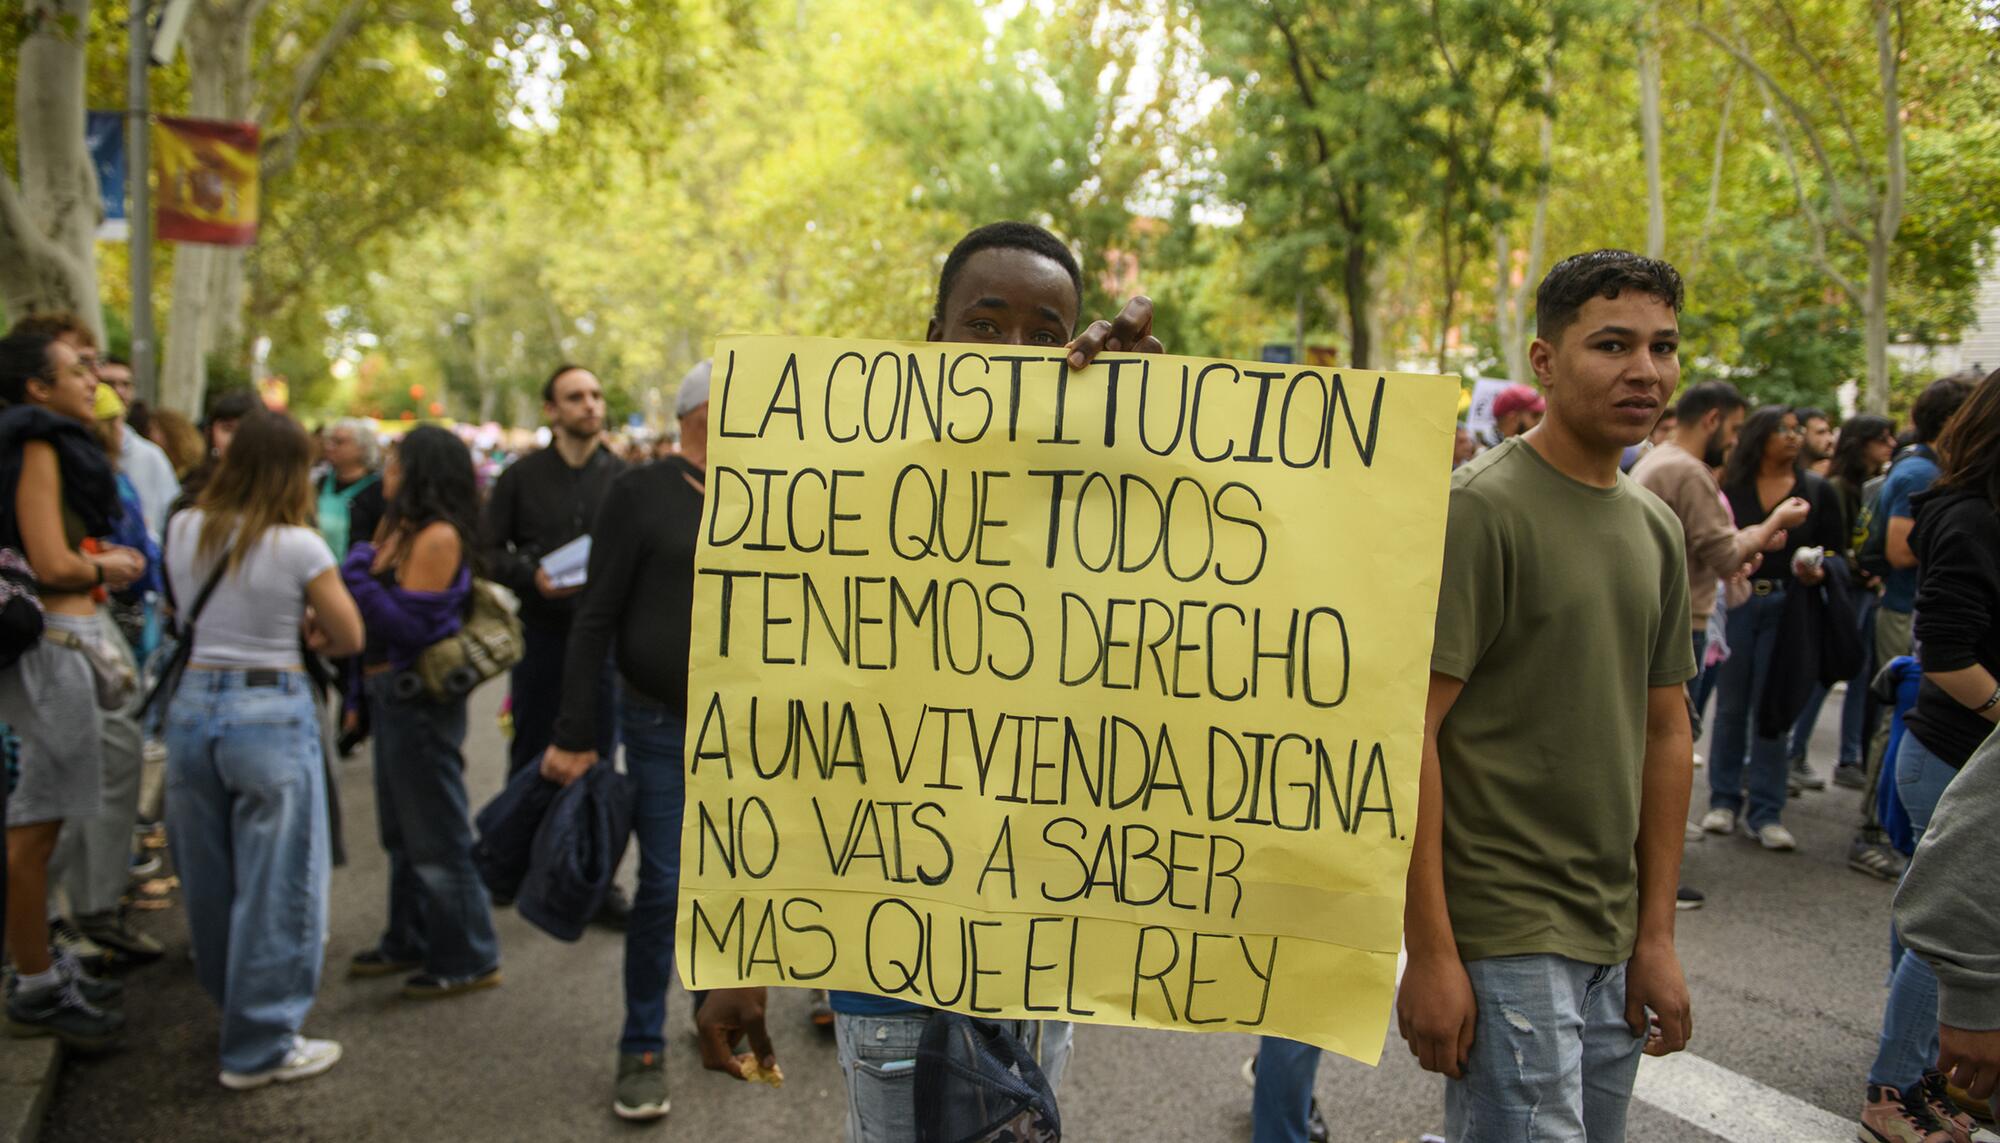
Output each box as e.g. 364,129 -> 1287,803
165,512 -> 337,668
119,424 -> 180,539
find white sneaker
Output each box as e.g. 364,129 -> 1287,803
1755,824 -> 1798,851
1699,808 -> 1736,835
220,1036 -> 343,1091
1684,821 -> 1705,843
1691,751 -> 1705,768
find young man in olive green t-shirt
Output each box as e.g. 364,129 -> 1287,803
1397,250 -> 1699,1143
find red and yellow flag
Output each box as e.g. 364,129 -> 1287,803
154,116 -> 259,246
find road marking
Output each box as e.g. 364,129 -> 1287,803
1633,1052 -> 1853,1143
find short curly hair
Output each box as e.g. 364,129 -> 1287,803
1535,250 -> 1685,342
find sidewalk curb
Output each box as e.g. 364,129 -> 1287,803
0,1038 -> 61,1143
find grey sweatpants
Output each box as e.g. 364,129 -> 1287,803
50,608 -> 144,917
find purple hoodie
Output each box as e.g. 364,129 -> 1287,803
342,542 -> 471,669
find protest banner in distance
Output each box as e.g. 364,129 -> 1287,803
675,336 -> 1458,1061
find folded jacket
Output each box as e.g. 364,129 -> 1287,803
471,760 -> 563,901
516,762 -> 632,943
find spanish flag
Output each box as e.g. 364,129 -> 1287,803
154,116 -> 259,247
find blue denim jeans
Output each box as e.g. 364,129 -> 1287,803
1709,590 -> 1791,829
834,1012 -> 1072,1143
366,673 -> 499,978
1252,1037 -> 1321,1143
1788,593 -> 1878,766
1869,731 -> 1960,1090
164,669 -> 330,1074
618,692 -> 685,1056
1445,954 -> 1645,1143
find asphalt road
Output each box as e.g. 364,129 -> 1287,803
44,681 -> 1909,1142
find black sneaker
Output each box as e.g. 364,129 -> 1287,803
1676,885 -> 1706,910
1833,762 -> 1868,789
348,948 -> 422,978
594,886 -> 632,931
75,909 -> 165,965
1848,837 -> 1909,882
52,945 -> 123,1006
6,978 -> 125,1051
401,966 -> 502,1000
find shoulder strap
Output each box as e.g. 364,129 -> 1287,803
164,548 -> 232,637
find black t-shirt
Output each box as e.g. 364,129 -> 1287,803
553,457 -> 704,749
1905,487 -> 2000,768
1722,470 -> 1845,585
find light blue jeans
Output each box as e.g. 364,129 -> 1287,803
1252,1037 -> 1321,1143
1709,590 -> 1792,830
1445,954 -> 1646,1143
1869,730 -> 1960,1090
834,1012 -> 1072,1143
164,669 -> 330,1074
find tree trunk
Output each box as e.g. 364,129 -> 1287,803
1,0 -> 104,344
1343,241 -> 1372,370
1638,1 -> 1665,260
1864,0 -> 1904,414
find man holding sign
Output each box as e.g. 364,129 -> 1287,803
684,220 -> 1460,1141
690,221 -> 1166,1140
1398,250 -> 1698,1141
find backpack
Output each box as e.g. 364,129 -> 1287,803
1855,444 -> 1933,580
0,548 -> 44,671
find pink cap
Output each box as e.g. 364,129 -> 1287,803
1492,384 -> 1546,419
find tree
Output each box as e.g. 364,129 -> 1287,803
1690,0 -> 1906,412
0,0 -> 104,343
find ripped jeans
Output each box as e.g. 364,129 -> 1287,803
1445,954 -> 1645,1143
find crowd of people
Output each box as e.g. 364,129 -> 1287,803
1,223 -> 1998,1143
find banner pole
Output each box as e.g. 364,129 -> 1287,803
128,0 -> 156,406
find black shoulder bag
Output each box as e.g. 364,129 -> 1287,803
139,551 -> 230,726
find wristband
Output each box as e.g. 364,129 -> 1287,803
94,563 -> 104,587
1978,684 -> 2000,715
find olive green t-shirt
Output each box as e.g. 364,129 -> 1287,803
1430,437 -> 1696,965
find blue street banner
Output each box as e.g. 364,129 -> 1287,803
86,110 -> 128,242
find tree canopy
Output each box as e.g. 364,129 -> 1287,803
5,0 -> 1998,421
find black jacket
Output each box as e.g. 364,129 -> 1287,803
0,405 -> 119,551
482,444 -> 625,628
1906,486 -> 2000,767
472,760 -> 632,943
1758,554 -> 1866,738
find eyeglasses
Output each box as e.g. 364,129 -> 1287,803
1778,425 -> 1805,437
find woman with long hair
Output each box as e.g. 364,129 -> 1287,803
1857,369 -> 2000,1139
342,425 -> 501,998
0,330 -> 144,1049
1703,406 -> 1845,850
162,410 -> 363,1089
1789,413 -> 1899,787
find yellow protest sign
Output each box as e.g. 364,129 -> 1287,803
676,336 -> 1459,1061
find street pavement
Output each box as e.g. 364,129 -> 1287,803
44,681 -> 1917,1142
